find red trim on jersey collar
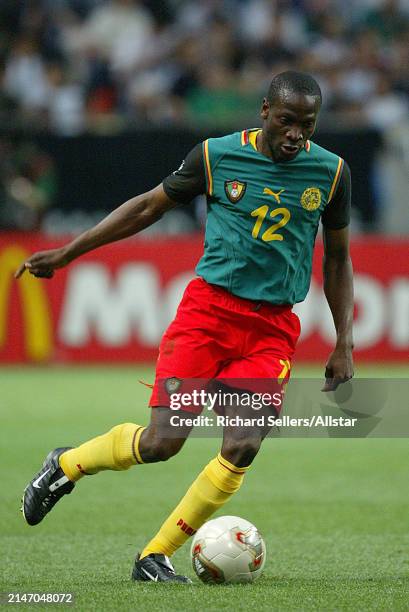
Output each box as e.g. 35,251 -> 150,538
241,130 -> 249,146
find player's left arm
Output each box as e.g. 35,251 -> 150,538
321,161 -> 354,391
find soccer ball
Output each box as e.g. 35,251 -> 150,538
190,515 -> 266,584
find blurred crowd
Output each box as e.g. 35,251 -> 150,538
0,0 -> 408,134
0,140 -> 56,230
1,0 -> 408,234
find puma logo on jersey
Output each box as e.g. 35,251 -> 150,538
263,187 -> 285,203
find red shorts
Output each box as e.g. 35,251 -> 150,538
149,277 -> 300,411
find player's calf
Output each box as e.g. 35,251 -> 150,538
138,406 -> 192,463
138,432 -> 186,463
221,436 -> 262,468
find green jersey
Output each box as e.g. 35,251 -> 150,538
163,128 -> 349,305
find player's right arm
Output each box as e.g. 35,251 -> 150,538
15,185 -> 176,279
15,144 -> 206,280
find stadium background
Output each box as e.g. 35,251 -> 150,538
1,1 -> 408,610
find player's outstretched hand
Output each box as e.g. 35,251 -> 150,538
322,346 -> 354,392
14,248 -> 69,280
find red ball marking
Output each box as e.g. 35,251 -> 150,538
193,544 -> 201,554
236,531 -> 245,544
210,566 -> 221,579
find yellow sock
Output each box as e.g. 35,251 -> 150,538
59,423 -> 145,482
140,453 -> 249,559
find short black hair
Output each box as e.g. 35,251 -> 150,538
267,71 -> 322,105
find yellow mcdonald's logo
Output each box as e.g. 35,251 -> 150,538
0,245 -> 53,361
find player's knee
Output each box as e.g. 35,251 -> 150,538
221,438 -> 261,468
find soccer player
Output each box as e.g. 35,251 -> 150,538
16,71 -> 353,583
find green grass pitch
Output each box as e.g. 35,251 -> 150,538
1,365 -> 408,611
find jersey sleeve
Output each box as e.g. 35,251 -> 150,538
162,143 -> 206,204
321,161 -> 351,229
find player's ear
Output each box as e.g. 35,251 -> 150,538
260,98 -> 270,120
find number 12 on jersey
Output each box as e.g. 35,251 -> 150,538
251,206 -> 291,242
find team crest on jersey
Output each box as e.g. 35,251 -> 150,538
224,180 -> 247,203
165,377 -> 182,394
301,187 -> 322,211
